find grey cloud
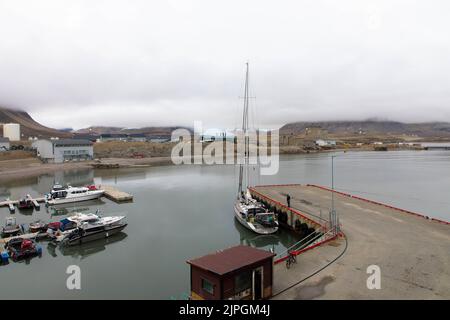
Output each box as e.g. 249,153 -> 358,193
1,0 -> 450,129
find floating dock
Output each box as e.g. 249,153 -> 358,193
102,185 -> 133,203
0,232 -> 49,244
0,196 -> 45,212
249,184 -> 450,299
0,186 -> 133,210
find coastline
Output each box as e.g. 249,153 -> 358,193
0,146 -> 428,184
0,156 -> 176,184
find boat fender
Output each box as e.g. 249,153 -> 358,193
1,251 -> 9,263
36,245 -> 43,256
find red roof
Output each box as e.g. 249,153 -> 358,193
187,245 -> 275,275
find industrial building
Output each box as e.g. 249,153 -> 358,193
187,245 -> 275,300
0,137 -> 10,150
32,139 -> 93,163
2,123 -> 21,141
99,133 -> 128,142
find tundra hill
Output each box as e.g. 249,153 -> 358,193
75,126 -> 192,136
280,120 -> 450,138
0,107 -> 72,139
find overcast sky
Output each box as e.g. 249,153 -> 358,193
1,0 -> 450,130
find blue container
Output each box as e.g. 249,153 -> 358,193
36,245 -> 42,255
1,251 -> 9,263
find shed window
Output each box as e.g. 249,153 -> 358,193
201,278 -> 214,295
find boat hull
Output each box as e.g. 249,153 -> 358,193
234,203 -> 278,235
63,223 -> 127,246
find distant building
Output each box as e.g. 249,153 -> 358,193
32,139 -> 93,163
128,133 -> 147,142
187,245 -> 275,300
0,137 -> 10,150
200,129 -> 235,143
315,139 -> 336,147
147,135 -> 171,143
73,134 -> 100,142
2,123 -> 20,141
99,133 -> 128,142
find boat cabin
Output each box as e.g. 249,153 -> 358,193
187,245 -> 275,300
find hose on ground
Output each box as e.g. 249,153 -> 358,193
272,232 -> 348,298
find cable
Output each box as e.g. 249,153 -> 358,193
272,232 -> 348,298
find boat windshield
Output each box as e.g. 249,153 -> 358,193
247,207 -> 266,215
255,213 -> 276,224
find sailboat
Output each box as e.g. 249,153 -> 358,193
233,63 -> 278,235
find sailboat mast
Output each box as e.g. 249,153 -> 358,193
238,63 -> 250,198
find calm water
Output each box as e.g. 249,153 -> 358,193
0,150 -> 449,299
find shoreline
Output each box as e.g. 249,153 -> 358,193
0,147 -> 439,184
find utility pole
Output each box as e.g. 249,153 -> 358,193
330,155 -> 339,235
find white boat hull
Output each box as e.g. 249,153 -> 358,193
47,190 -> 104,205
234,202 -> 278,235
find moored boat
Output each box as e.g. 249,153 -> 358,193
1,217 -> 22,238
233,63 -> 278,235
18,198 -> 33,210
45,184 -> 104,205
60,221 -> 127,246
3,238 -> 42,261
28,220 -> 49,233
48,212 -> 126,245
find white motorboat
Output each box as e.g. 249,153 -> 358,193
45,184 -> 104,205
59,220 -> 127,246
233,63 -> 278,235
49,212 -> 126,244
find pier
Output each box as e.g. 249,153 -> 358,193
102,185 -> 134,203
250,184 -> 450,299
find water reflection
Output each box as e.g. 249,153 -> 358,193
233,219 -> 299,254
46,199 -> 107,217
46,232 -> 128,260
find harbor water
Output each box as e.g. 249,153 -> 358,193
0,150 -> 449,299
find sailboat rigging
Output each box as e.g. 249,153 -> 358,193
233,63 -> 278,235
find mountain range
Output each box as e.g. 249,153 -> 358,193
2,106 -> 450,140
280,120 -> 450,138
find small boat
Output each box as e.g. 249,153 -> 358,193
45,184 -> 104,205
3,238 -> 42,261
1,217 -> 22,238
28,220 -> 49,233
233,63 -> 278,235
18,198 -> 33,210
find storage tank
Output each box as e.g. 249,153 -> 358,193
3,123 -> 21,141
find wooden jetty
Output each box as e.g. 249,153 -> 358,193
102,185 -> 133,203
250,184 -> 450,300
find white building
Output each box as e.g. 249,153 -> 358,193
2,123 -> 20,141
315,139 -> 336,147
200,128 -> 235,143
32,139 -> 93,163
0,137 -> 10,150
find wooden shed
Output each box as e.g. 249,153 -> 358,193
187,245 -> 276,300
